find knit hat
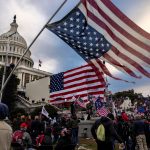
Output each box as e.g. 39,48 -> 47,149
0,103 -> 9,120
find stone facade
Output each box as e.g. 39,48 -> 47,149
0,16 -> 51,93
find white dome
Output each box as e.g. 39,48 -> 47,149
0,16 -> 34,68
0,16 -> 27,47
0,32 -> 27,48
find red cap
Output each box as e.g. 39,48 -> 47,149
20,123 -> 28,128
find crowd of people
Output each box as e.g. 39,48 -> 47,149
0,102 -> 150,150
91,112 -> 150,150
0,103 -> 80,150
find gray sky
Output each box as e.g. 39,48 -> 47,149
0,0 -> 149,96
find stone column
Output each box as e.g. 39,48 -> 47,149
2,55 -> 4,62
22,72 -> 25,87
10,56 -> 13,63
29,74 -> 32,82
14,57 -> 16,64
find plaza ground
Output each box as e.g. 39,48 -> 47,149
77,138 -> 97,150
78,138 -> 121,150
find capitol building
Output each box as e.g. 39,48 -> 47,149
0,17 -> 51,95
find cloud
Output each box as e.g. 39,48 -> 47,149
112,0 -> 150,33
106,63 -> 120,75
0,0 -> 149,96
38,59 -> 59,73
134,84 -> 150,96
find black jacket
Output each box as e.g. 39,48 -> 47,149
91,117 -> 122,143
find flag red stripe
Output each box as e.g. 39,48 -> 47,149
86,7 -> 150,77
100,0 -> 150,39
111,47 -> 150,78
97,107 -> 109,116
50,91 -> 104,100
64,74 -> 104,84
103,53 -> 141,78
50,91 -> 104,102
50,86 -> 105,98
87,0 -> 150,52
64,69 -> 98,78
88,61 -> 106,82
65,64 -> 89,73
94,59 -> 135,82
85,9 -> 150,65
65,80 -> 105,89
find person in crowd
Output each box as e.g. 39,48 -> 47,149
60,115 -> 69,128
12,114 -> 22,131
116,115 -> 131,150
55,127 -> 74,150
30,115 -> 45,144
68,114 -> 80,146
121,111 -> 129,122
0,103 -> 12,150
70,102 -> 76,116
133,114 -> 148,150
128,116 -> 137,150
12,122 -> 32,150
91,113 -> 124,150
145,118 -> 150,149
52,122 -> 61,144
25,115 -> 32,133
36,125 -> 52,147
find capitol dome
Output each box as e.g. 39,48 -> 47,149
0,16 -> 34,68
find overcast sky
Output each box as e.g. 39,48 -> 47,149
0,0 -> 149,96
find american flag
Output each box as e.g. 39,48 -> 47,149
47,0 -> 150,79
49,64 -> 105,104
95,96 -> 109,116
75,97 -> 87,108
97,107 -> 109,117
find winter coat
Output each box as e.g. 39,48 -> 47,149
0,121 -> 12,150
91,117 -> 122,143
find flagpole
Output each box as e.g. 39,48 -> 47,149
0,0 -> 67,99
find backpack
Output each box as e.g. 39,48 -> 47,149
12,130 -> 24,145
96,124 -> 105,141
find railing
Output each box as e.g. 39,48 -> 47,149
17,95 -> 48,108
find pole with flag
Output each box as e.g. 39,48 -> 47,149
0,0 -> 68,100
41,106 -> 49,118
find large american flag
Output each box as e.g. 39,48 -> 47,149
47,0 -> 150,79
49,64 -> 105,104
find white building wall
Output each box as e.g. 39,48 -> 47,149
26,77 -> 50,103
